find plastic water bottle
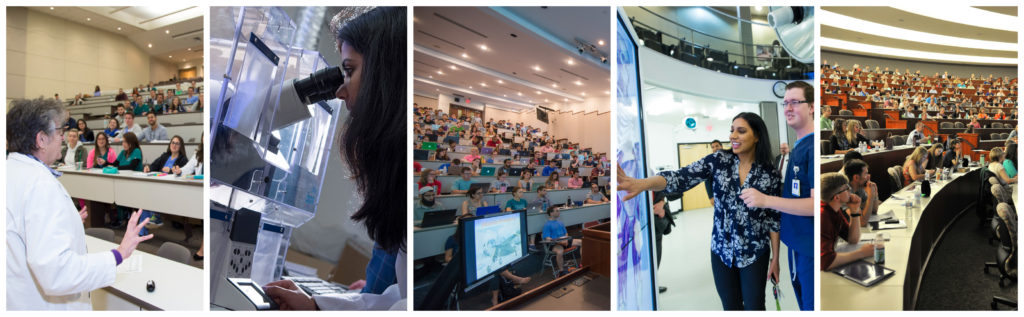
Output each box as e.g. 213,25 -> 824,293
567,195 -> 572,207
914,185 -> 921,206
874,235 -> 886,264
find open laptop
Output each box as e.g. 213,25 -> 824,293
413,149 -> 429,160
420,209 -> 458,228
475,205 -> 501,217
526,201 -> 545,213
421,142 -> 438,151
479,167 -> 496,176
481,147 -> 494,155
508,168 -> 523,176
468,183 -> 491,193
498,149 -> 511,155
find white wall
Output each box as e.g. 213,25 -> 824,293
7,7 -> 152,100
638,46 -> 806,169
149,57 -> 178,84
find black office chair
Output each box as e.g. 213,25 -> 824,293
821,140 -> 832,155
1001,133 -> 1010,140
865,119 -> 880,129
983,202 -> 1017,288
941,122 -> 954,129
955,122 -> 966,129
417,250 -> 464,310
991,133 -> 1001,140
887,166 -> 903,192
838,109 -> 854,116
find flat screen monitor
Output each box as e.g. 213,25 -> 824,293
460,210 -> 528,291
615,11 -> 658,311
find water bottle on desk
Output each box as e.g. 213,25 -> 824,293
874,235 -> 886,264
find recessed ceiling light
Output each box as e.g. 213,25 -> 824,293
544,99 -> 549,102
479,44 -> 489,51
117,27 -> 122,31
503,94 -> 507,97
598,40 -> 605,46
449,65 -> 457,70
574,81 -> 582,86
86,17 -> 91,21
165,30 -> 170,34
567,59 -> 575,65
148,43 -> 152,48
49,7 -> 54,10
437,70 -> 444,75
536,91 -> 541,95
564,98 -> 568,102
517,92 -> 522,96
187,48 -> 191,51
551,84 -> 557,88
169,55 -> 173,58
497,79 -> 503,84
481,83 -> 487,87
469,86 -> 473,89
461,53 -> 468,58
581,92 -> 586,96
428,75 -> 433,79
533,65 -> 541,71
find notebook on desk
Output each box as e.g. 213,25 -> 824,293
831,259 -> 895,287
870,218 -> 907,230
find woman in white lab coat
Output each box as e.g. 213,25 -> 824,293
6,98 -> 153,310
262,7 -> 407,310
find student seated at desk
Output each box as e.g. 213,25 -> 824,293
532,186 -> 551,208
1003,143 -> 1017,178
843,159 -> 878,227
942,138 -> 967,168
418,168 -> 442,193
925,144 -> 945,170
820,172 -> 875,270
490,170 -> 511,193
988,147 -> 1017,184
77,119 -> 95,143
87,133 -> 117,169
524,161 -> 538,176
541,160 -> 559,176
505,187 -> 528,211
174,133 -> 203,178
469,158 -> 484,176
566,170 -> 584,189
60,129 -> 86,167
104,132 -> 144,171
518,170 -> 536,191
583,183 -> 608,204
452,167 -> 474,195
460,187 -> 488,216
143,135 -> 189,173
499,158 -> 513,176
103,118 -> 121,139
543,206 -> 582,277
439,158 -> 462,176
463,147 -> 481,163
544,172 -> 562,190
414,187 -> 442,222
433,148 -> 450,161
902,146 -> 933,186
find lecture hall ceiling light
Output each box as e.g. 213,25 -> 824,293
891,6 -> 1019,32
819,9 -> 1017,52
820,38 -> 1017,65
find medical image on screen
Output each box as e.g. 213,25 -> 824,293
473,215 -> 524,279
615,14 -> 657,311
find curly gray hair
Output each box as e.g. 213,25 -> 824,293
7,97 -> 67,154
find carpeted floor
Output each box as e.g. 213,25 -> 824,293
915,212 -> 1016,310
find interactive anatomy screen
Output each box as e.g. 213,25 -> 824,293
616,12 -> 658,311
462,211 -> 528,289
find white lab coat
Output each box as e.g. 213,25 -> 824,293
311,250 -> 407,310
6,153 -> 117,310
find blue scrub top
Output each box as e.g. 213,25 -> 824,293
780,133 -> 814,256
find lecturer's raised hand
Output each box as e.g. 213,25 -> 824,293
617,164 -> 645,201
117,209 -> 154,259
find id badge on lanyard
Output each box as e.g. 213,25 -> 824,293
791,165 -> 801,196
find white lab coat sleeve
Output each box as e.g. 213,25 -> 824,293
23,180 -> 116,296
180,152 -> 200,176
311,250 -> 407,310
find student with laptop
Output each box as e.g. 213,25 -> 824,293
460,187 -> 488,216
490,171 -> 511,193
583,183 -> 608,204
532,186 -> 552,210
518,170 -> 536,192
452,167 -> 475,194
541,159 -> 559,176
544,172 -> 562,190
500,159 -> 514,176
820,172 -> 875,270
414,187 -> 443,222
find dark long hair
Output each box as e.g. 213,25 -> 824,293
726,112 -> 775,166
337,7 -> 407,253
167,135 -> 187,158
122,132 -> 141,156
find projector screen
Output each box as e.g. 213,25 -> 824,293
615,12 -> 658,311
461,210 -> 528,290
537,108 -> 549,123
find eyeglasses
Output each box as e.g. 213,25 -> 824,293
782,100 -> 808,108
171,141 -> 182,145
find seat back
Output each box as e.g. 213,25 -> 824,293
157,242 -> 192,265
993,122 -> 1004,128
954,122 -> 965,129
1000,133 -> 1009,139
865,119 -> 880,129
821,140 -> 832,155
940,122 -> 954,129
839,109 -> 853,116
85,227 -> 115,243
991,133 -> 1000,140
888,167 -> 903,191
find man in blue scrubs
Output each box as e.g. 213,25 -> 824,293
740,81 -> 815,310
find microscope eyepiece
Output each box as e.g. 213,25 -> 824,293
293,66 -> 344,105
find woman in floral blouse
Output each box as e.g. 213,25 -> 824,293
618,112 -> 781,310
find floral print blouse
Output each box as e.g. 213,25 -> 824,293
657,151 -> 781,268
